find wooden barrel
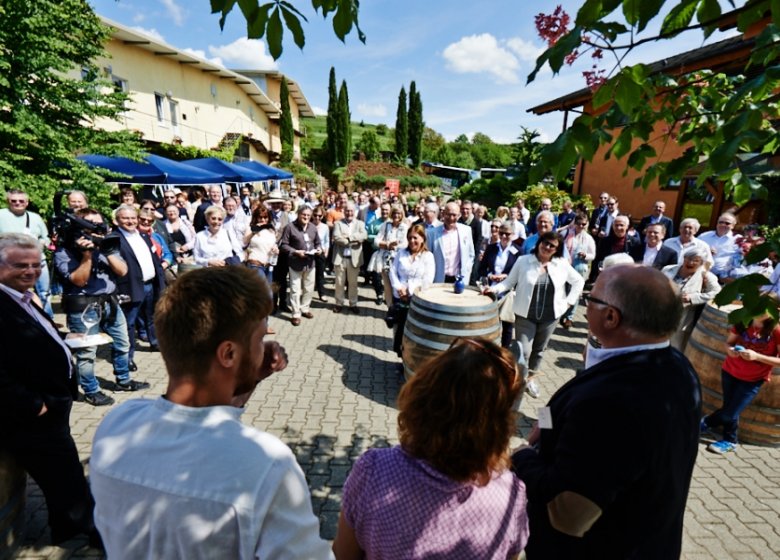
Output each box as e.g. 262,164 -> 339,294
402,284 -> 500,379
0,451 -> 26,559
175,262 -> 202,277
685,302 -> 780,447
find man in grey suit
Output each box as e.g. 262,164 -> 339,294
332,202 -> 367,313
427,201 -> 475,283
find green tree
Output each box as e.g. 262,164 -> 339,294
453,134 -> 470,145
337,80 -> 352,166
407,81 -> 424,167
375,123 -> 388,136
471,132 -> 493,145
530,1 -> 780,323
357,129 -> 381,161
421,127 -> 446,161
512,127 -> 544,189
279,76 -> 294,164
211,0 -> 365,60
325,67 -> 339,167
0,0 -> 141,215
394,86 -> 408,162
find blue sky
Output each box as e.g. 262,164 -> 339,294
89,0 -> 736,144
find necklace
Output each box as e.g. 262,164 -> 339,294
534,265 -> 550,321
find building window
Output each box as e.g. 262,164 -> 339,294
169,99 -> 179,133
154,93 -> 165,123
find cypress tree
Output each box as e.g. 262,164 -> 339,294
337,80 -> 352,167
407,81 -> 424,167
326,67 -> 339,167
394,86 -> 408,163
279,77 -> 294,164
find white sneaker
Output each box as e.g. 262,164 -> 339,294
526,379 -> 540,398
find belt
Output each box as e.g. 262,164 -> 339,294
246,260 -> 268,267
62,293 -> 119,321
143,279 -> 154,285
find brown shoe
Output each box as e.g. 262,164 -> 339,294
301,312 -> 314,319
333,306 -> 343,313
291,317 -> 301,326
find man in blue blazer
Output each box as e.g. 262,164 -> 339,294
629,223 -> 678,269
427,201 -> 475,283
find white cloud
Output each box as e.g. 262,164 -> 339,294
312,106 -> 328,116
208,38 -> 278,70
357,103 -> 388,118
181,48 -> 224,67
442,33 -> 520,84
160,0 -> 185,26
130,26 -> 166,44
506,38 -> 544,62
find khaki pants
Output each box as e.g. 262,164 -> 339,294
335,261 -> 360,307
289,267 -> 315,318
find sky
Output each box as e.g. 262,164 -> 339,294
88,0 -> 738,145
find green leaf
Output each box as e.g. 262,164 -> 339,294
279,0 -> 308,20
216,0 -> 238,29
697,0 -> 722,36
528,27 -> 583,83
613,72 -> 643,114
611,127 -> 634,159
281,6 -> 306,49
246,3 -> 272,38
267,7 -> 284,59
332,0 -> 354,41
592,76 -> 617,109
588,20 -> 629,41
660,0 -> 699,37
634,0 -> 666,32
576,0 -> 624,25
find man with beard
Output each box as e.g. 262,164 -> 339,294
90,266 -> 331,558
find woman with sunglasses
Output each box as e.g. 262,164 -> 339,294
371,203 -> 408,307
486,231 -> 584,398
333,337 -> 529,559
557,212 -> 596,329
243,205 -> 278,282
479,222 -> 522,348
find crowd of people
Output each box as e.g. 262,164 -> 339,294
1,182 -> 779,558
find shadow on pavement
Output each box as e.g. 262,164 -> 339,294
318,344 -> 402,408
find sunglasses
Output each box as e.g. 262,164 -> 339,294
499,231 -> 512,237
541,241 -> 559,250
448,337 -> 520,385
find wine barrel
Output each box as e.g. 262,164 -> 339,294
685,302 -> 780,447
175,262 -> 202,277
402,284 -> 500,379
0,451 -> 25,559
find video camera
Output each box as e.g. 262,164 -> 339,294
51,191 -> 120,255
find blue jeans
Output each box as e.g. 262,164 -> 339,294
246,263 -> 269,282
66,302 -> 131,395
703,370 -> 764,443
121,283 -> 157,362
35,259 -> 53,318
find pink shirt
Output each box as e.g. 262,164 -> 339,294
441,227 -> 461,277
343,446 -> 529,559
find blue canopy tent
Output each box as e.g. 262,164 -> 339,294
182,157 -> 270,183
78,154 -> 224,184
235,160 -> 294,180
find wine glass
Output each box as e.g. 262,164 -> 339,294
80,302 -> 102,336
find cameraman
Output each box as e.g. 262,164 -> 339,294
54,208 -> 149,406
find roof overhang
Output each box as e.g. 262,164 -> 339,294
99,15 -> 282,119
229,69 -> 316,118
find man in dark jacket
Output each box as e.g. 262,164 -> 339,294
0,233 -> 100,545
629,223 -> 678,269
512,265 -> 701,559
279,206 -> 321,326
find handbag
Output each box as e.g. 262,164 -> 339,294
498,290 -> 516,323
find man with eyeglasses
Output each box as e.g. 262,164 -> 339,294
109,205 -> 166,371
527,198 -> 558,235
594,197 -> 619,238
637,200 -> 674,241
512,265 -> 701,559
629,223 -> 678,270
0,232 -> 102,546
698,213 -> 739,281
193,185 -> 225,232
54,209 -> 146,406
0,189 -> 53,316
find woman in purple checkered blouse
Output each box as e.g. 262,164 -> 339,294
333,338 -> 530,559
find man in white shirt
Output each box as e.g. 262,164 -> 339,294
663,217 -> 714,267
428,201 -> 475,283
112,205 -> 166,368
698,213 -> 738,280
90,266 -> 332,559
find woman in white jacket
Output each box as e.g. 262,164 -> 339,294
662,245 -> 720,351
488,231 -> 584,397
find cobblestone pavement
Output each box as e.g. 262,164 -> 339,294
13,283 -> 780,559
